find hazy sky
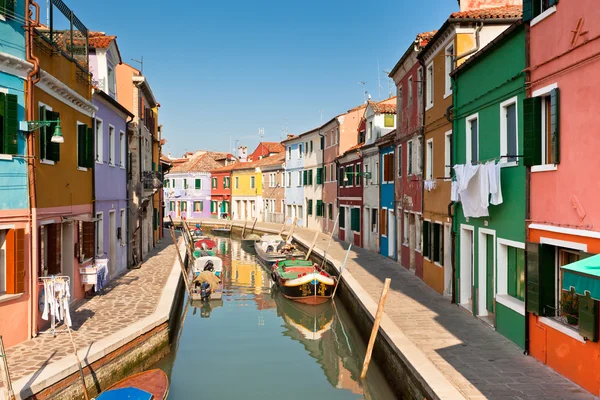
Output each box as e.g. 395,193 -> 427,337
67,0 -> 457,156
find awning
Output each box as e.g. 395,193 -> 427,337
561,254 -> 600,300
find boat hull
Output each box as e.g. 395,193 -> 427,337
101,369 -> 169,400
277,275 -> 336,305
211,228 -> 231,236
254,242 -> 287,264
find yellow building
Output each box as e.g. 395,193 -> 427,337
231,163 -> 261,220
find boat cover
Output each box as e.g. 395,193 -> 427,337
96,387 -> 153,400
562,253 -> 600,300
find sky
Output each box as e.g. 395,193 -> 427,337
65,0 -> 458,157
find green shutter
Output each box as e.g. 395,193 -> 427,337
195,179 -> 201,189
338,167 -> 343,186
3,94 -> 18,155
433,223 -> 440,263
523,97 -> 542,166
307,199 -> 313,215
169,202 -> 174,211
579,293 -> 598,342
77,124 -> 86,167
550,88 -> 560,164
548,0 -> 558,6
86,127 -> 94,168
339,207 -> 345,228
526,243 -> 556,316
46,110 -> 60,162
508,247 -> 517,297
39,105 -> 46,160
522,0 -> 533,21
153,209 -> 158,229
316,200 -> 323,217
316,167 -> 323,184
423,221 -> 430,259
309,169 -> 313,185
303,170 -> 307,186
526,242 -> 541,315
351,208 -> 360,232
0,0 -> 15,17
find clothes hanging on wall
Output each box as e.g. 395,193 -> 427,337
487,161 -> 503,205
95,260 -> 109,293
456,164 -> 489,218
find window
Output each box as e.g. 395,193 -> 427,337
338,166 -> 344,186
119,131 -> 125,168
466,115 -> 479,164
120,209 -> 126,246
235,177 -> 239,189
423,221 -> 431,258
397,86 -> 402,123
169,201 -> 174,211
194,202 -> 203,212
310,140 -> 313,152
383,153 -> 394,183
281,172 -> 284,187
380,209 -> 388,236
328,203 -> 333,220
0,92 -> 19,155
524,0 -> 558,22
297,171 -> 302,187
426,62 -> 434,109
373,161 -> 378,184
250,176 -> 255,189
96,213 -> 104,256
320,136 -> 324,150
316,200 -> 323,217
364,164 -> 369,186
298,144 -> 303,157
433,223 -> 443,264
107,65 -> 116,95
445,43 -> 454,97
355,164 -> 361,187
384,114 -> 395,128
286,172 -> 291,187
108,125 -> 115,166
339,207 -> 345,229
39,104 -> 60,162
297,205 -> 303,219
180,201 -> 188,212
368,121 -> 373,141
407,141 -> 413,175
444,131 -> 452,178
95,117 -> 103,163
0,229 -> 25,294
403,212 -> 409,245
524,87 -> 560,167
408,76 -> 413,109
225,177 -> 231,188
358,129 -> 365,144
307,169 -> 313,185
77,122 -> 94,168
0,0 -> 16,19
507,246 -> 525,301
371,208 -> 378,233
212,177 -> 217,188
316,167 -> 323,185
397,145 -> 402,177
346,165 -> 354,186
426,139 -> 433,180
417,67 -> 423,107
183,179 -> 188,189
288,147 -> 291,159
351,208 -> 360,232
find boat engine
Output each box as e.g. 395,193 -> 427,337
200,282 -> 212,301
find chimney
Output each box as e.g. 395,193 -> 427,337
459,0 -> 521,12
286,134 -> 294,139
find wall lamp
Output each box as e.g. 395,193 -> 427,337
343,171 -> 371,182
20,120 -> 64,143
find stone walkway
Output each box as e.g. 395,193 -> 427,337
201,218 -> 598,400
2,239 -> 176,384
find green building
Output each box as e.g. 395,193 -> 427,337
451,22 -> 526,348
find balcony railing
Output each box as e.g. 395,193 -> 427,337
143,171 -> 162,190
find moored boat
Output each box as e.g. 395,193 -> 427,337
191,256 -> 223,300
271,259 -> 336,305
96,369 -> 169,400
254,234 -> 304,265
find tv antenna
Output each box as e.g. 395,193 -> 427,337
258,128 -> 264,140
358,81 -> 368,104
131,56 -> 144,74
377,58 -> 382,100
383,70 -> 393,98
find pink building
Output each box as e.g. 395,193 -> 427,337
524,0 -> 600,394
322,104 -> 366,234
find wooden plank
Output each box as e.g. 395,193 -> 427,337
360,278 -> 391,379
305,231 -> 320,260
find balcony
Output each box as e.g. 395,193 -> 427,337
143,171 -> 162,191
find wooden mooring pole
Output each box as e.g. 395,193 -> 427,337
360,278 -> 391,380
278,219 -> 287,236
305,231 -> 320,260
242,220 -> 247,238
250,217 -> 258,234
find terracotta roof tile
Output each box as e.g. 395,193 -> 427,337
170,151 -> 233,173
88,31 -> 116,48
369,100 -> 397,115
416,30 -> 437,47
450,5 -> 522,19
261,142 -> 285,153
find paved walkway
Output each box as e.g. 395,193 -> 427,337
2,239 -> 176,384
201,218 -> 597,400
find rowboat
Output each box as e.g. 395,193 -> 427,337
254,235 -> 304,265
271,259 -> 336,305
190,256 -> 223,301
96,369 -> 169,400
194,238 -> 217,249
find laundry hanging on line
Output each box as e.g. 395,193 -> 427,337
41,277 -> 72,327
453,160 -> 503,218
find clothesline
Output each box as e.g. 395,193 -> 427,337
39,276 -> 72,337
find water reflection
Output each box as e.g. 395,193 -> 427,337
154,237 -> 397,400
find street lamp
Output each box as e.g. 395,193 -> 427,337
22,120 -> 64,143
343,171 -> 372,182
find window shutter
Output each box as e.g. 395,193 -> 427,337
3,94 -> 18,155
338,167 -> 344,186
320,136 -> 324,150
507,247 -> 517,297
423,221 -> 430,259
153,209 -> 158,230
351,208 -> 360,232
433,224 -> 440,262
82,221 -> 95,261
522,0 -> 534,21
195,179 -> 201,189
316,167 -> 323,184
0,0 -> 15,18
5,229 -> 25,294
579,293 -> 598,342
86,127 -> 94,168
523,97 -> 542,166
339,207 -> 345,228
328,204 -> 333,219
46,110 -> 60,162
77,124 -> 86,167
307,199 -> 313,215
46,224 -> 61,275
303,170 -> 307,186
548,0 -> 558,6
39,105 -> 47,160
550,88 -> 560,164
526,242 -> 556,316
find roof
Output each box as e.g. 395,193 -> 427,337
211,152 -> 285,173
88,31 -> 116,48
93,90 -> 134,118
368,99 -> 397,115
449,5 -> 522,19
170,151 -> 233,173
261,142 -> 285,153
375,130 -> 396,146
389,31 -> 437,77
338,142 -> 364,160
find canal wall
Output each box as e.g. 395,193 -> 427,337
201,220 -> 465,400
10,239 -> 188,400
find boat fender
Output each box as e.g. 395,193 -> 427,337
267,245 -> 274,252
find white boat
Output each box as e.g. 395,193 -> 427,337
254,235 -> 304,265
190,256 -> 223,300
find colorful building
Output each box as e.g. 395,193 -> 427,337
337,144 -> 363,247
419,2 -> 521,296
389,31 -> 434,277
378,134 -> 396,259
249,141 -> 284,161
231,161 -> 261,221
0,0 -> 32,348
164,151 -> 232,221
452,22 -> 526,347
524,0 -> 600,393
89,33 -> 133,278
210,164 -> 233,219
296,127 -> 325,230
31,1 -> 96,333
260,153 -> 285,224
283,136 -> 305,226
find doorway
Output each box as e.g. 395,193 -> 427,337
478,230 -> 496,323
109,211 -> 116,278
61,222 -> 74,297
408,213 -> 416,270
443,224 -> 453,298
345,207 -> 351,243
388,209 -> 395,259
460,226 -> 474,311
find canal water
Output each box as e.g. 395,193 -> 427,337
154,237 -> 397,399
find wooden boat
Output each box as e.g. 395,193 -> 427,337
254,235 -> 304,265
190,256 -> 223,300
211,222 -> 232,235
193,249 -> 216,258
96,369 -> 169,400
194,238 -> 217,249
273,288 -> 334,340
271,259 -> 336,305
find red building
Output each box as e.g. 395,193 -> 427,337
249,141 -> 285,161
336,144 -> 363,247
389,31 -> 434,278
210,164 -> 234,218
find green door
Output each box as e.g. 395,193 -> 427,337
486,235 -> 495,314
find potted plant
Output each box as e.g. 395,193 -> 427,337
561,288 -> 579,325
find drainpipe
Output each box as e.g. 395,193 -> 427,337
418,55 -> 426,284
523,21 -> 532,357
318,130 -> 325,231
26,0 -> 41,338
445,100 -> 456,304
455,23 -> 483,62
